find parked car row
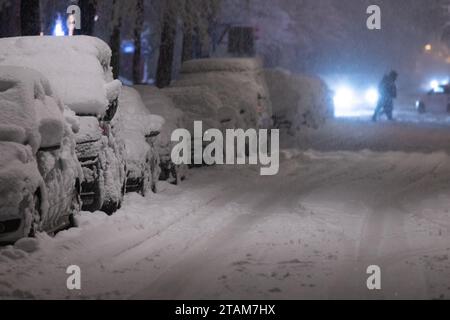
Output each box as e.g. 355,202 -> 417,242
0,36 -> 332,244
0,36 -> 178,243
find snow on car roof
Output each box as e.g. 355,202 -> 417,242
0,36 -> 120,117
0,66 -> 65,152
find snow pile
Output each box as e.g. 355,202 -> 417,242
173,58 -> 272,129
0,36 -> 120,117
14,238 -> 40,253
264,68 -> 333,132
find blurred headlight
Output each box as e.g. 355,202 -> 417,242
334,87 -> 355,108
430,80 -> 439,91
365,88 -> 379,105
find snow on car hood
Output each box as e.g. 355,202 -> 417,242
0,142 -> 44,218
0,36 -> 122,117
0,66 -> 65,152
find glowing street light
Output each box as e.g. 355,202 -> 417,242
53,15 -> 65,36
424,44 -> 432,52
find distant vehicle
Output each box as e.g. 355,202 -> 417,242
0,66 -> 83,243
415,84 -> 450,114
264,69 -> 333,132
0,36 -> 127,215
117,87 -> 163,196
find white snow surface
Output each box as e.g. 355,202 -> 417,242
0,36 -> 119,116
2,117 -> 450,299
0,66 -> 66,152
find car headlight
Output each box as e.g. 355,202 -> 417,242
334,87 -> 355,109
430,80 -> 439,91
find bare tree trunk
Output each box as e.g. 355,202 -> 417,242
110,0 -> 122,79
1,2 -> 20,37
155,7 -> 177,88
78,0 -> 97,36
133,0 -> 144,84
182,26 -> 193,63
20,0 -> 41,36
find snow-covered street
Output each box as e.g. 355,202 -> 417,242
1,118 -> 450,300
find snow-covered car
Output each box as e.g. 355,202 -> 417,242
415,84 -> 450,114
0,36 -> 126,215
162,86 -> 237,167
172,58 -> 273,130
0,66 -> 83,243
118,87 -> 164,196
264,69 -> 333,133
161,86 -> 227,133
134,85 -> 188,184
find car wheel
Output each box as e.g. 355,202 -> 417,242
101,200 -> 119,216
28,193 -> 41,238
